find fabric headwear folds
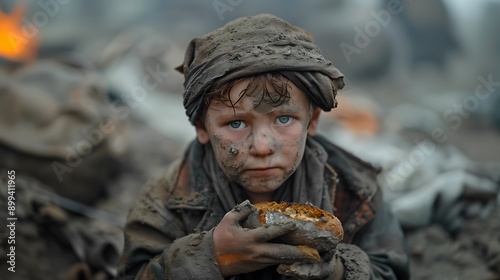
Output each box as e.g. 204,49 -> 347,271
178,14 -> 345,124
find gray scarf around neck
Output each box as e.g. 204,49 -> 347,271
197,137 -> 333,214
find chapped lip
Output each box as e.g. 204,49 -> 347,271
245,166 -> 278,171
244,167 -> 280,174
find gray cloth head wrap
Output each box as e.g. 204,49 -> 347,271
178,14 -> 345,124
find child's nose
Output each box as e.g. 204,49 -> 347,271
249,129 -> 275,157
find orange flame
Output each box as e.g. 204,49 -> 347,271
0,4 -> 39,62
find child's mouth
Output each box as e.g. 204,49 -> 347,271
244,167 -> 279,176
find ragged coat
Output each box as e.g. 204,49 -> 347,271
117,135 -> 409,280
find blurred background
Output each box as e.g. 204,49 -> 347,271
0,0 -> 499,279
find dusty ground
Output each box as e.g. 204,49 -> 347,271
406,206 -> 500,280
0,115 -> 184,280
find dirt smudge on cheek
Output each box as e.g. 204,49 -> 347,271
288,132 -> 308,176
228,146 -> 239,155
211,133 -> 245,176
270,137 -> 280,154
211,134 -> 224,149
246,131 -> 254,151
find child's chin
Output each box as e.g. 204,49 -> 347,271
241,181 -> 283,194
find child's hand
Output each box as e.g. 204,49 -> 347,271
213,200 -> 320,277
276,254 -> 344,280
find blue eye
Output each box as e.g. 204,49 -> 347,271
228,120 -> 246,130
276,116 -> 293,125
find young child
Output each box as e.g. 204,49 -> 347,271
118,14 -> 409,280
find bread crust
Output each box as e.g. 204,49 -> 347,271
242,201 -> 344,260
254,201 -> 344,240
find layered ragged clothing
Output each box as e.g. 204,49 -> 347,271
118,135 -> 409,280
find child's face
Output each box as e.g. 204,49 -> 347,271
196,79 -> 321,202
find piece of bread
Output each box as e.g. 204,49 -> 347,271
242,201 -> 343,261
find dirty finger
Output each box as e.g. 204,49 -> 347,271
222,200 -> 257,224
252,222 -> 296,242
259,243 -> 320,263
277,261 -> 332,279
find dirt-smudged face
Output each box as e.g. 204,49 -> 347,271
196,79 -> 321,203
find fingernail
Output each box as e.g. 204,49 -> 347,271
234,200 -> 255,212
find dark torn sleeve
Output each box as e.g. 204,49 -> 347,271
163,228 -> 223,280
116,169 -> 224,280
342,197 -> 410,280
